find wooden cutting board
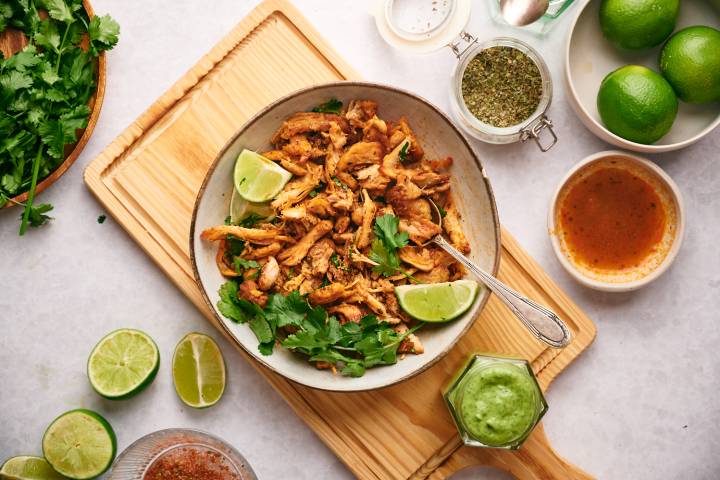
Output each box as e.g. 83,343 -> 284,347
84,1 -> 597,478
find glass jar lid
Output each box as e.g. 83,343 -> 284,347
373,0 -> 472,54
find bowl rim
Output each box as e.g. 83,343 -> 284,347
547,149 -> 685,292
563,0 -> 720,153
189,80 -> 501,392
4,0 -> 106,208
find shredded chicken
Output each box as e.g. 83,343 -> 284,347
202,98 -> 472,367
258,257 -> 279,291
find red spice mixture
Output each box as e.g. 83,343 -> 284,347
143,446 -> 242,480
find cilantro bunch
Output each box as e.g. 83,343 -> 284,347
0,0 -> 119,234
218,284 -> 423,377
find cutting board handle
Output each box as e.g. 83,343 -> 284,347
424,424 -> 594,480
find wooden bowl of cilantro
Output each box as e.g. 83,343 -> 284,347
0,0 -> 119,234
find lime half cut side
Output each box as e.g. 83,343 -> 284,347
87,329 -> 159,400
42,409 -> 116,480
234,149 -> 292,203
0,456 -> 67,480
172,333 -> 226,409
229,189 -> 275,224
395,280 -> 480,322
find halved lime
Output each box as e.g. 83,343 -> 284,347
172,333 -> 226,408
229,189 -> 275,224
0,456 -> 67,480
234,149 -> 292,203
42,409 -> 116,480
395,280 -> 479,322
87,329 -> 159,400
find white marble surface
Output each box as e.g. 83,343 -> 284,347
1,1 -> 719,478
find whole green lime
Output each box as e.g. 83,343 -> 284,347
597,65 -> 678,144
659,26 -> 720,103
599,0 -> 679,50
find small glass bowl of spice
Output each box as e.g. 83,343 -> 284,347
450,37 -> 556,150
109,429 -> 257,480
443,354 -> 547,449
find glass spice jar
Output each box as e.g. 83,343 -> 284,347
373,0 -> 558,151
449,36 -> 556,150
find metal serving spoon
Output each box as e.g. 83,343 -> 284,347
426,202 -> 571,348
499,0 -> 549,26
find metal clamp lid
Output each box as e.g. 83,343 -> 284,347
520,115 -> 557,152
447,31 -> 478,59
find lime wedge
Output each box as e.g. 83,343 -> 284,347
395,280 -> 479,322
0,456 -> 67,480
87,329 -> 159,400
234,149 -> 292,203
172,333 -> 226,408
42,409 -> 116,480
229,189 -> 275,224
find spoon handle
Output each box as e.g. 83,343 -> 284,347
432,235 -> 572,348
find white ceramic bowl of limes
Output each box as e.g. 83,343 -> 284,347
565,0 -> 720,153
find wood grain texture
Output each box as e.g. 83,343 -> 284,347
83,1 -> 596,478
0,0 -> 106,208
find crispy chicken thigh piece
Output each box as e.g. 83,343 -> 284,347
244,242 -> 283,260
201,225 -> 292,245
277,220 -> 333,266
380,138 -> 410,179
307,238 -> 335,276
271,162 -> 323,211
443,200 -> 471,254
271,112 -> 349,143
355,190 -> 376,250
337,141 -> 383,172
345,100 -> 378,128
262,150 -> 307,176
308,283 -> 347,305
328,304 -> 364,324
238,280 -> 268,308
398,246 -> 435,272
258,257 -> 280,291
399,217 -> 442,245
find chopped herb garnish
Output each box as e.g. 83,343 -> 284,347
310,98 -> 343,115
233,257 -> 260,273
97,214 -> 106,224
331,176 -> 348,190
398,142 -> 409,163
309,189 -> 319,198
330,253 -> 340,267
225,235 -> 245,257
239,213 -> 264,228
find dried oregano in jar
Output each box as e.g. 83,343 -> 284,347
461,46 -> 543,128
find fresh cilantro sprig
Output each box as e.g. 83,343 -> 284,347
0,0 -> 119,234
310,97 -> 343,115
369,214 -> 416,279
216,283 -> 423,376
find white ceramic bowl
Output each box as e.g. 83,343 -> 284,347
548,150 -> 685,292
565,0 -> 720,153
190,81 -> 500,392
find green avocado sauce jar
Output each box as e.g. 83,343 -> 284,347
443,354 -> 547,449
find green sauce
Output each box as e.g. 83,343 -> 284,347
458,362 -> 539,446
